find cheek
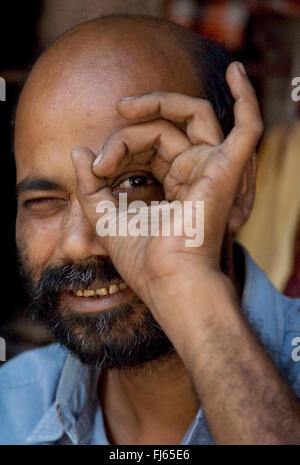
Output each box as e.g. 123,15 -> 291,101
16,211 -> 61,279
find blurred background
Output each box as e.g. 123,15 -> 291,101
0,0 -> 299,362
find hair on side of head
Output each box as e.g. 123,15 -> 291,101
183,34 -> 235,136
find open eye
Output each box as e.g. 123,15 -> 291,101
112,172 -> 159,193
118,175 -> 154,189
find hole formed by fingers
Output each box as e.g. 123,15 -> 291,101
92,118 -> 191,179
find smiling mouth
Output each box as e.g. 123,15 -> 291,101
62,280 -> 134,313
71,281 -> 128,298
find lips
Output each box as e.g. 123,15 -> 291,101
72,281 -> 128,297
62,280 -> 134,314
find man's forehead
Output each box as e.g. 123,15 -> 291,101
14,22 -> 200,181
16,37 -> 198,117
15,99 -> 155,186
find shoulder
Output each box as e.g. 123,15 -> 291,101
279,296 -> 300,396
0,343 -> 67,445
0,342 -> 67,389
241,244 -> 300,397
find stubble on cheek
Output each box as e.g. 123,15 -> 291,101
17,234 -> 46,289
16,215 -> 55,284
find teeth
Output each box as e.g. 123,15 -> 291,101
109,284 -> 119,295
73,282 -> 128,298
84,290 -> 95,297
96,288 -> 108,296
74,290 -> 83,296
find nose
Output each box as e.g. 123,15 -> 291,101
57,198 -> 108,262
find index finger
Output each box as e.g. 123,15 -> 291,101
117,91 -> 224,146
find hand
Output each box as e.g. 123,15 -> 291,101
71,61 -> 263,332
72,65 -> 300,445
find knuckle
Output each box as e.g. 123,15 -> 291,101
102,128 -> 120,148
199,99 -> 214,114
202,99 -> 214,110
110,127 -> 123,139
252,119 -> 264,136
248,87 -> 257,98
152,90 -> 164,99
158,118 -> 173,129
108,127 -> 129,147
194,100 -> 216,122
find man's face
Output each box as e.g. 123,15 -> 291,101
14,27 -> 200,368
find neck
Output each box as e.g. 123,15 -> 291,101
98,237 -> 244,445
99,352 -> 199,445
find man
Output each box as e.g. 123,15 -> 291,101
0,14 -> 299,445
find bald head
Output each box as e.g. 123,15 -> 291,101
15,14 -> 234,247
16,16 -> 204,173
14,15 -> 235,368
14,14 -> 235,253
15,15 -> 234,163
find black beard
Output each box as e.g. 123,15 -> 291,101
17,252 -> 174,370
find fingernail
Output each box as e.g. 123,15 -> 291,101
237,62 -> 247,76
121,96 -> 136,101
92,150 -> 104,167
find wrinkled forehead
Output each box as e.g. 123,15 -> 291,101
14,34 -> 200,184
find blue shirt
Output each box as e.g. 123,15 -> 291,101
0,246 -> 299,445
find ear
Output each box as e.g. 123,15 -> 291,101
228,153 -> 256,233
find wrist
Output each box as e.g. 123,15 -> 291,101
144,268 -> 242,359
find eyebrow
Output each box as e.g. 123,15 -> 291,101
16,177 -> 65,197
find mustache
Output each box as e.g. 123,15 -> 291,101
21,256 -> 122,298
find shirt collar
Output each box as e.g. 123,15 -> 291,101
26,243 -> 285,445
26,353 -> 101,444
